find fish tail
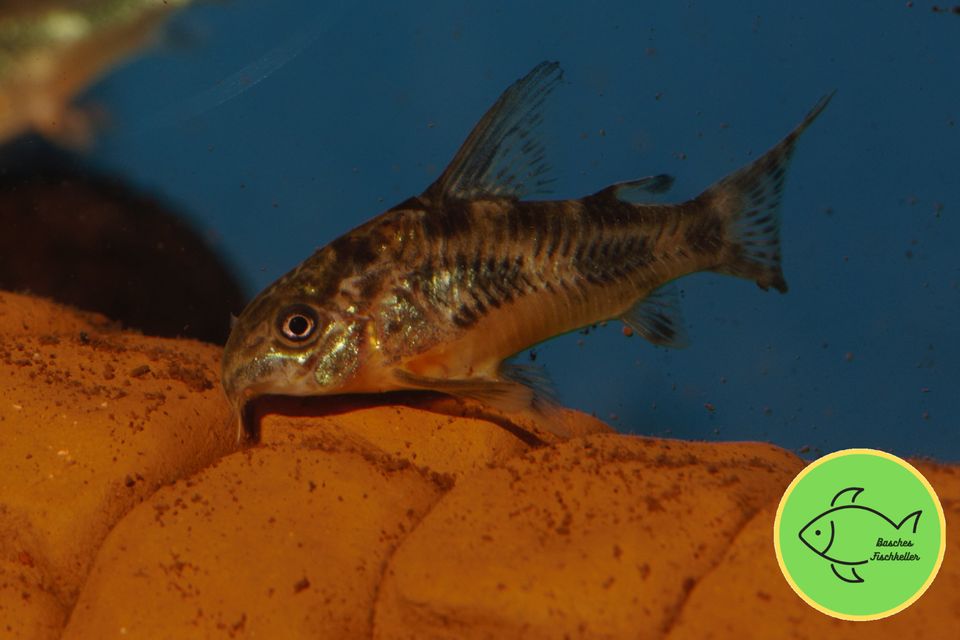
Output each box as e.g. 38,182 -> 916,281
696,93 -> 834,293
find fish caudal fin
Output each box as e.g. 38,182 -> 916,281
897,510 -> 922,534
698,93 -> 834,293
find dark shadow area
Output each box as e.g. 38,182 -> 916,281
0,136 -> 245,344
242,390 -> 549,448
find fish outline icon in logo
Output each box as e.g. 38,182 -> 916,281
798,487 -> 922,584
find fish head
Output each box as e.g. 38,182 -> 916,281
221,262 -> 366,424
798,510 -> 839,561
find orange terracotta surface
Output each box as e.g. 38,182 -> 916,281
1,291 -> 957,639
0,292 -> 238,638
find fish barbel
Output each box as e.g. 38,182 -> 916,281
222,61 -> 831,439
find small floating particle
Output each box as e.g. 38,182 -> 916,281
704,402 -> 716,413
622,325 -> 634,338
843,352 -> 854,362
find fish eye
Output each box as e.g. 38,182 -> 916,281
276,305 -> 319,343
815,530 -> 821,536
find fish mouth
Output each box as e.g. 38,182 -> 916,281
231,386 -> 256,441
220,382 -> 265,443
223,368 -> 329,443
238,393 -> 261,442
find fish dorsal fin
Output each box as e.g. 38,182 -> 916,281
621,283 -> 689,348
831,564 -> 864,584
588,174 -> 675,202
424,61 -> 563,202
897,510 -> 922,533
830,487 -> 864,506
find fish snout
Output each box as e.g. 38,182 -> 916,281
221,327 -> 270,409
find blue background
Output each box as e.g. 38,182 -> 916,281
81,1 -> 958,461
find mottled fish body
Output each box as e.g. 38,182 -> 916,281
222,62 -> 831,438
0,0 -> 192,144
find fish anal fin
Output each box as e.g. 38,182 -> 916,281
621,283 -> 689,349
896,510 -> 922,534
830,486 -> 864,506
424,61 -> 563,202
588,174 -> 675,203
831,564 -> 864,584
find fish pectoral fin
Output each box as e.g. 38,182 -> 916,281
394,366 -> 574,440
621,283 -> 690,348
394,369 -> 533,408
423,61 -> 562,202
587,174 -> 675,202
830,564 -> 864,584
897,510 -> 922,534
394,363 -> 561,417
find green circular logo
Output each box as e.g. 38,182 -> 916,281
774,448 -> 946,621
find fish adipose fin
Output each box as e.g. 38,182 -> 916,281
621,283 -> 690,348
897,510 -> 922,534
424,61 -> 563,202
588,174 -> 675,202
698,92 -> 835,293
831,564 -> 864,584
